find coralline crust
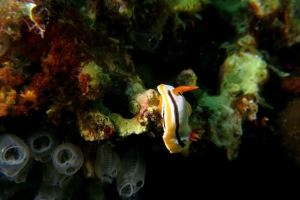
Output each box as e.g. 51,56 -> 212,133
78,111 -> 115,141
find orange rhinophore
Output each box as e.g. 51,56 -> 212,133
157,84 -> 200,157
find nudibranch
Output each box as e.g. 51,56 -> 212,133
157,84 -> 200,157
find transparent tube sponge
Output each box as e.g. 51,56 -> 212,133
43,161 -> 72,188
95,141 -> 120,184
125,193 -> 140,200
28,129 -> 58,163
117,150 -> 146,199
128,31 -> 160,53
52,143 -> 83,176
5,157 -> 35,183
34,183 -> 62,200
0,134 -> 30,177
59,173 -> 82,200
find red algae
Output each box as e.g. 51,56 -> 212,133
0,67 -> 25,87
78,74 -> 91,95
103,126 -> 115,139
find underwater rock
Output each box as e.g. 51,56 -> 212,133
212,0 -> 251,34
0,56 -> 35,117
248,0 -> 281,18
210,105 -> 243,160
193,34 -> 272,159
231,94 -> 258,121
0,86 -> 18,117
109,113 -> 147,137
220,52 -> 268,101
173,0 -> 207,13
77,86 -> 161,141
176,68 -> 198,86
78,61 -> 111,100
218,35 -> 271,112
280,0 -> 300,46
0,1 -> 48,38
0,65 -> 24,87
0,0 -> 299,198
133,89 -> 160,120
104,0 -> 134,19
196,93 -> 244,160
76,87 -> 161,140
238,0 -> 300,47
107,88 -> 161,137
125,79 -> 147,99
78,110 -> 115,141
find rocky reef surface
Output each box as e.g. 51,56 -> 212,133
1,0 -> 300,199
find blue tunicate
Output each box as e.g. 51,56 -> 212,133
0,134 -> 30,177
42,162 -> 73,188
27,129 -> 58,163
128,31 -> 160,53
52,143 -> 83,176
58,173 -> 82,200
35,183 -> 62,200
95,141 -> 120,185
6,158 -> 35,183
117,149 -> 146,199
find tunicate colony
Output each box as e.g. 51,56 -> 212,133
0,130 -> 146,199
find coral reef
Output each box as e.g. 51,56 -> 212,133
78,61 -> 111,100
77,110 -> 115,141
0,1 -> 49,38
249,0 -> 281,18
0,0 -> 300,199
187,34 -> 274,160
